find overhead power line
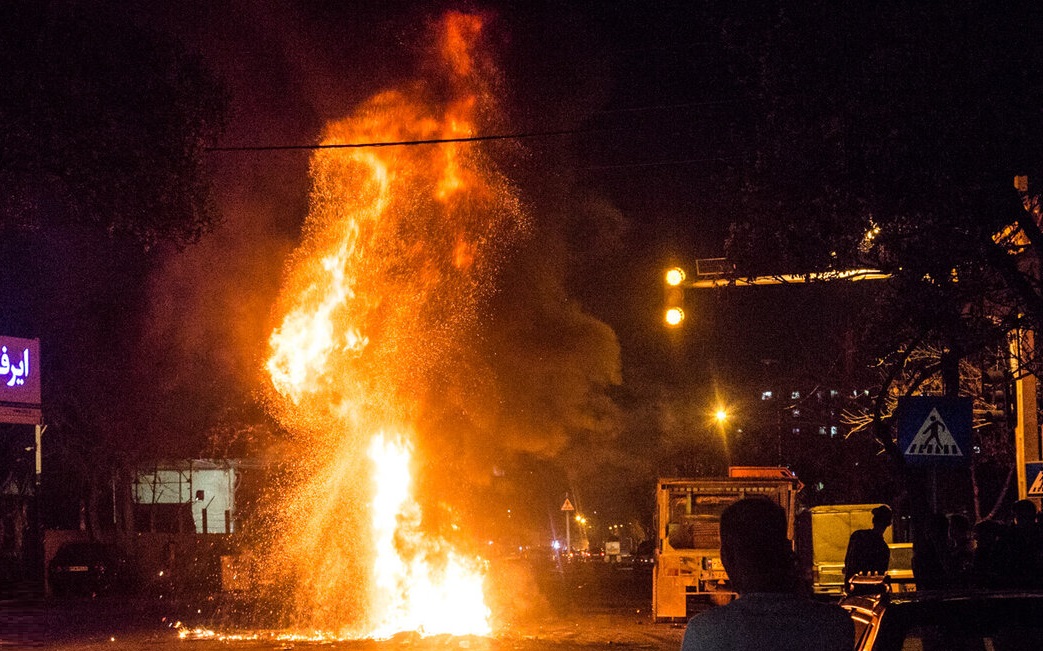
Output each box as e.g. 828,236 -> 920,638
583,153 -> 749,170
206,97 -> 758,153
206,127 -> 596,153
593,97 -> 754,116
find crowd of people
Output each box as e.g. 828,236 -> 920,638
913,499 -> 1043,590
680,497 -> 1043,650
844,499 -> 1043,591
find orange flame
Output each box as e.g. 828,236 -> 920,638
368,433 -> 491,637
263,11 -> 524,639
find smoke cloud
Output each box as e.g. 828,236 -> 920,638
134,1 -> 627,542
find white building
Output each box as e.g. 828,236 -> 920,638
134,460 -> 239,534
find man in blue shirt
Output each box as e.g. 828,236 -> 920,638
681,498 -> 853,651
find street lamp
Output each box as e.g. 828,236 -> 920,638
712,405 -> 731,467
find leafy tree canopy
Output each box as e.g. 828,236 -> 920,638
0,1 -> 227,250
710,3 -> 1043,518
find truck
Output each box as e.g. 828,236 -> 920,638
652,467 -> 802,622
794,503 -> 913,597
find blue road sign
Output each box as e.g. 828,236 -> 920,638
898,397 -> 972,467
1027,462 -> 1043,498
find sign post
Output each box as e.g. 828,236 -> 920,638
561,497 -> 575,552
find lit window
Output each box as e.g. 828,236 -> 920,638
818,426 -> 827,436
791,391 -> 801,400
830,389 -> 839,398
792,408 -> 801,418
792,427 -> 801,434
761,391 -> 774,401
830,426 -> 839,437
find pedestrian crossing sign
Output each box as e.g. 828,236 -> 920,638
898,397 -> 972,467
1027,462 -> 1043,498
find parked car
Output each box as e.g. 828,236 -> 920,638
840,578 -> 1043,650
48,542 -> 135,597
631,540 -> 655,568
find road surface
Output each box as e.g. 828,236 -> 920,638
1,562 -> 687,650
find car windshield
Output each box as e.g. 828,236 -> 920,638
879,597 -> 1043,651
896,625 -> 1042,651
54,543 -> 111,562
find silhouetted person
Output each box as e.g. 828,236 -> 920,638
971,519 -> 1006,588
913,512 -> 950,589
843,504 -> 892,586
997,499 -> 1042,588
946,513 -> 974,588
681,498 -> 853,651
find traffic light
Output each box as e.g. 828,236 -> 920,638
981,365 -> 1013,429
664,267 -> 686,327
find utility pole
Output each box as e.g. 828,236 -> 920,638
33,424 -> 46,582
1011,175 -> 1042,502
1012,329 -> 1041,501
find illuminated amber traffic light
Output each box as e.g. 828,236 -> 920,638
665,267 -> 686,286
665,307 -> 685,326
664,267 -> 687,327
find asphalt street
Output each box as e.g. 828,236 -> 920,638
0,563 -> 685,650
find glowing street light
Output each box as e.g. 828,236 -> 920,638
665,267 -> 686,286
714,408 -> 728,424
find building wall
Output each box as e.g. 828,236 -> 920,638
134,461 -> 237,534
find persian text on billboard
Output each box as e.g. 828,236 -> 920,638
0,336 -> 40,406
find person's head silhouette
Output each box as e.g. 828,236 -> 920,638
720,498 -> 798,594
871,505 -> 893,532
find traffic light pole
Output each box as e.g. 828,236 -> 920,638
664,259 -> 1042,502
682,268 -> 891,289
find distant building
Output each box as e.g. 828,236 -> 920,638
753,376 -> 871,439
134,460 -> 240,534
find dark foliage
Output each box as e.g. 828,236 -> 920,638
0,1 -> 227,250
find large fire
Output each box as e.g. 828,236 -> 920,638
261,11 -> 523,639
